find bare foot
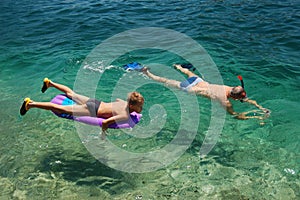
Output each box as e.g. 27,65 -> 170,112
173,64 -> 182,70
141,67 -> 149,74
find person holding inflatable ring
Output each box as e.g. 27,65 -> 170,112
20,78 -> 144,134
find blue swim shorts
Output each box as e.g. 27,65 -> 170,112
180,76 -> 203,91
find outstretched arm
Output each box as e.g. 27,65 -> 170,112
243,98 -> 270,114
225,102 -> 248,120
224,99 -> 270,120
224,101 -> 262,120
101,114 -> 129,139
102,115 -> 128,131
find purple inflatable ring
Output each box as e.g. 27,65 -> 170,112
50,94 -> 142,129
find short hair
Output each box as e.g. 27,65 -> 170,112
127,92 -> 144,105
231,86 -> 245,96
231,86 -> 247,102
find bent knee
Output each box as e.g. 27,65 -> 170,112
66,91 -> 75,98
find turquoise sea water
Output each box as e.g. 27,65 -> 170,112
1,0 -> 300,199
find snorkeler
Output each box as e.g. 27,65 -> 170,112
142,64 -> 270,120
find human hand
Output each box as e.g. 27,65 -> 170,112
259,108 -> 271,119
102,123 -> 108,132
101,123 -> 107,140
234,113 -> 248,120
101,130 -> 107,140
101,122 -> 109,140
173,64 -> 181,70
261,108 -> 270,114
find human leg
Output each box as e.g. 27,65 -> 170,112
27,100 -> 91,116
173,64 -> 197,78
142,68 -> 181,89
42,78 -> 89,104
20,98 -> 31,115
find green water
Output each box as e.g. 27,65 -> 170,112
1,1 -> 299,199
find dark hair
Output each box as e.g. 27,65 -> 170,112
127,92 -> 144,105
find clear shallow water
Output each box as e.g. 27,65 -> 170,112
1,0 -> 300,199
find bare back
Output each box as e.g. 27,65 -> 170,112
97,99 -> 129,119
189,81 -> 232,107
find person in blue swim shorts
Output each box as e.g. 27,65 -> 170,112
142,64 -> 270,120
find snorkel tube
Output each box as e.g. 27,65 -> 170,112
237,75 -> 246,102
237,75 -> 244,88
